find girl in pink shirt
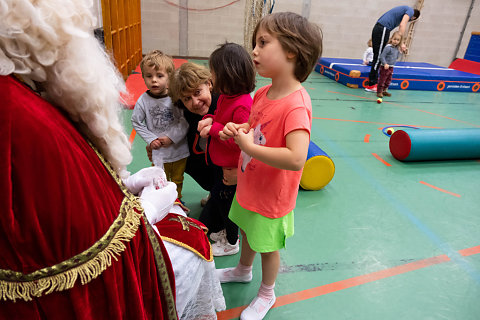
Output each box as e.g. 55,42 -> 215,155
218,13 -> 323,320
197,42 -> 255,257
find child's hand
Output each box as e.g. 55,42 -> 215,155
401,43 -> 407,53
221,122 -> 250,141
199,125 -> 212,138
234,128 -> 254,150
150,139 -> 162,149
384,64 -> 390,69
158,136 -> 173,147
197,118 -> 213,133
220,122 -> 239,140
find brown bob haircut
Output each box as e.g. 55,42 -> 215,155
252,12 -> 323,83
168,62 -> 211,103
209,42 -> 256,96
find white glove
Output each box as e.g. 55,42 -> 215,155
140,181 -> 178,224
123,166 -> 167,195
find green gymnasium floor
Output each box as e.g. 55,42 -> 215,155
123,60 -> 480,320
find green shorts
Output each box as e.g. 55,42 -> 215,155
229,195 -> 294,253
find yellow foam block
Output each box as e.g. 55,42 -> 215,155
300,155 -> 335,190
349,70 -> 361,78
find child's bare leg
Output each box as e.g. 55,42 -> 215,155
239,229 -> 256,267
260,251 -> 280,285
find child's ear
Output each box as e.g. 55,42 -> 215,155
286,51 -> 296,60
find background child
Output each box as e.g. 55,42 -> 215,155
218,12 -> 323,320
131,50 -> 190,199
377,31 -> 402,98
197,42 -> 255,256
363,39 -> 373,65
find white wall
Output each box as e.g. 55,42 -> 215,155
140,0 -> 480,67
141,0 -> 244,57
457,1 -> 480,59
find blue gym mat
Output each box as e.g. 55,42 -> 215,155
315,57 -> 480,93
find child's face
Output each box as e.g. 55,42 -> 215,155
252,27 -> 293,80
143,65 -> 168,96
391,35 -> 401,47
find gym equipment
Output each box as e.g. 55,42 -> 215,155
300,141 -> 335,190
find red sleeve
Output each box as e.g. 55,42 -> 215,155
209,104 -> 251,150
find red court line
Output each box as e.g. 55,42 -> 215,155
216,254 -> 451,320
364,134 -> 371,143
391,77 -> 480,84
129,129 -> 136,144
387,102 -> 480,127
322,65 -> 356,78
326,90 -> 480,128
372,153 -> 392,166
459,245 -> 480,257
419,181 -> 461,198
312,117 -> 440,128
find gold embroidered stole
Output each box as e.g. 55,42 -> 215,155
0,143 -> 178,319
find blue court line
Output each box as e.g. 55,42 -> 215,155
311,125 -> 480,284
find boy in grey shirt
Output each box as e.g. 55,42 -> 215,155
131,50 -> 189,199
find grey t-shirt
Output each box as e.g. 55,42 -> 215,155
131,91 -> 189,163
380,44 -> 401,66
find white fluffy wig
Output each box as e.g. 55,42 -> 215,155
0,0 -> 132,174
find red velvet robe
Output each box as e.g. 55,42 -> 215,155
0,75 -> 177,319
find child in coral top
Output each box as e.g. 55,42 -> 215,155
218,12 -> 323,320
197,42 -> 255,257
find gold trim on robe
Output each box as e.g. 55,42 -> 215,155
0,142 -> 177,320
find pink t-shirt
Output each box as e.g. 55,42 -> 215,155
236,85 -> 312,218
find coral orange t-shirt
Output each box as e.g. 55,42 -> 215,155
235,85 -> 312,218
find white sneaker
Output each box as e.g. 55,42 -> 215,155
210,229 -> 226,242
216,267 -> 252,283
240,295 -> 276,320
364,84 -> 377,92
212,239 -> 239,256
200,193 -> 211,207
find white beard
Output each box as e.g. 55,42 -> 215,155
0,0 -> 132,173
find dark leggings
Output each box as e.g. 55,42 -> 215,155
368,23 -> 391,86
198,166 -> 238,245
